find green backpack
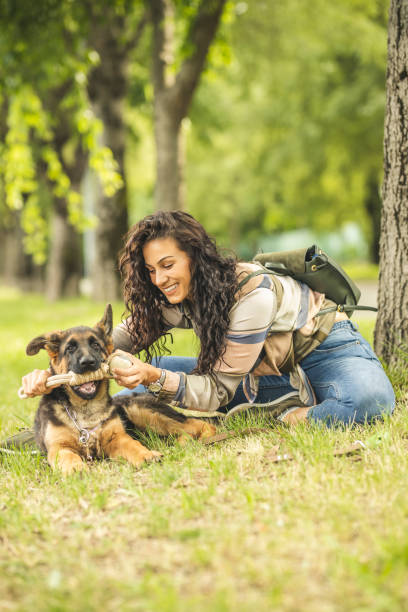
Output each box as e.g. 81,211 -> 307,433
238,245 -> 377,317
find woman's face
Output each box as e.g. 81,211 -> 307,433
143,237 -> 192,304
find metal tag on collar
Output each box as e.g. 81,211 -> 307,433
79,429 -> 90,445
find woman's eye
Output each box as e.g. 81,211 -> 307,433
163,264 -> 173,269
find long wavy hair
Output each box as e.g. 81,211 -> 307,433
118,211 -> 238,374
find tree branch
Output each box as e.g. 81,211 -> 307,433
172,0 -> 226,120
123,8 -> 149,54
149,0 -> 175,94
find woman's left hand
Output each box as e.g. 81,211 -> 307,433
110,350 -> 161,389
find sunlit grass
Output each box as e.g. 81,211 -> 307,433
1,288 -> 407,611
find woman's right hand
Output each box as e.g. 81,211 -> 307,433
21,369 -> 53,398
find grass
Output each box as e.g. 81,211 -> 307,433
1,287 -> 407,611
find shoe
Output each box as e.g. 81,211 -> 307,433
0,429 -> 40,454
225,391 -> 307,421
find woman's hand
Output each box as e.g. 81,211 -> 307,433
21,369 -> 54,398
110,350 -> 161,390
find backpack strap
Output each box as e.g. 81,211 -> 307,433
237,268 -> 273,289
315,304 -> 378,317
238,268 -> 284,310
237,268 -> 378,316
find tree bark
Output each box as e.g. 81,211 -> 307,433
150,0 -> 226,211
374,0 -> 408,363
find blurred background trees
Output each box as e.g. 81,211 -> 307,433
0,0 -> 388,301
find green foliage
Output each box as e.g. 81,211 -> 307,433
0,84 -> 112,261
3,87 -> 41,210
89,146 -> 124,198
0,0 -> 391,269
21,194 -> 49,265
0,0 -> 125,262
185,0 -> 388,255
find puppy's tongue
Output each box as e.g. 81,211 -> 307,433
76,382 -> 96,394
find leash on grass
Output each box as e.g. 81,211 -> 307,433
202,427 -> 272,445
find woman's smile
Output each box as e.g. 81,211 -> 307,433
163,283 -> 178,294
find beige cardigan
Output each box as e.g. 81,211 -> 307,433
113,263 -> 337,411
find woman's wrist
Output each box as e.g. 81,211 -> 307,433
145,365 -> 163,385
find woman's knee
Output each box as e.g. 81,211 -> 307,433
350,370 -> 395,422
310,374 -> 395,426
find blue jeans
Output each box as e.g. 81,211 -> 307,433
115,321 -> 395,426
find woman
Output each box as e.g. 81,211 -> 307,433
22,211 -> 395,426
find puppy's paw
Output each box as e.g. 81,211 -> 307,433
143,449 -> 163,463
129,448 -> 163,468
59,455 -> 86,476
198,422 -> 217,440
49,449 -> 86,476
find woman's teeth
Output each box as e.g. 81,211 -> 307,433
164,284 -> 178,293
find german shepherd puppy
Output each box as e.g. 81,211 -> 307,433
28,305 -> 215,475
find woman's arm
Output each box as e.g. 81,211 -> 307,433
112,322 -> 135,353
112,287 -> 277,412
111,305 -> 192,390
174,287 -> 277,411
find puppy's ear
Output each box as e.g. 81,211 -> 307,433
96,304 -> 113,338
26,332 -> 62,358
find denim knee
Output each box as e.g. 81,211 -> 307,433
352,376 -> 395,422
309,375 -> 395,426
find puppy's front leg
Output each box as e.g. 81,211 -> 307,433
101,418 -> 162,467
44,424 -> 85,475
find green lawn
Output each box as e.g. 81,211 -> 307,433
1,288 -> 407,612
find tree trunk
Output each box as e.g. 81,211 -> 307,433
46,199 -> 83,301
44,151 -> 86,301
42,81 -> 87,301
154,103 -> 185,210
87,13 -> 130,302
2,211 -> 27,285
1,210 -> 44,291
374,0 -> 408,364
364,172 -> 381,264
150,0 -> 226,211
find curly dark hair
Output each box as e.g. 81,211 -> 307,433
118,210 -> 239,374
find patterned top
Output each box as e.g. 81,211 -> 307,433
113,263 -> 337,412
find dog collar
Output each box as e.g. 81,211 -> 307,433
64,404 -> 102,446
